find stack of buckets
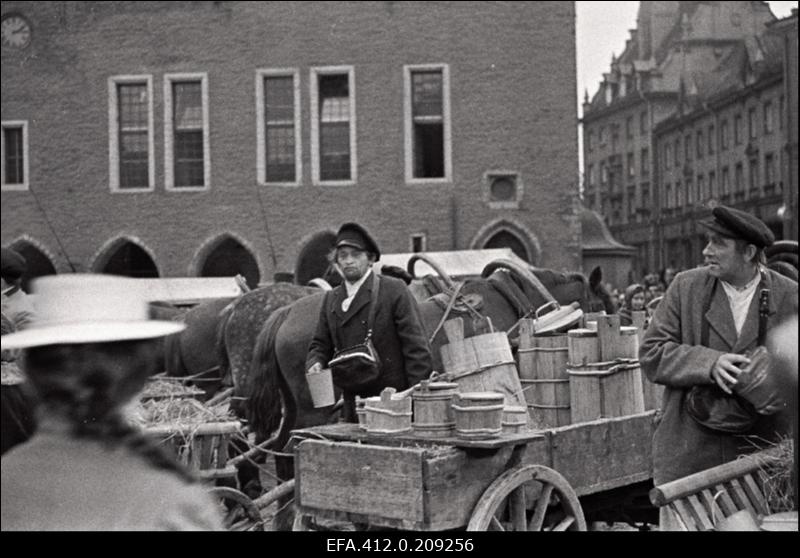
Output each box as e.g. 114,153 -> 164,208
518,313 -> 653,427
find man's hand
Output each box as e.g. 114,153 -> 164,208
307,362 -> 323,375
711,353 -> 751,394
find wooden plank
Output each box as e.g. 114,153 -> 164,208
296,440 -> 425,524
726,479 -> 758,518
699,489 -> 725,527
671,499 -> 697,531
713,484 -> 738,516
549,412 -> 654,496
686,494 -> 714,530
423,445 -> 518,530
443,318 -> 465,344
292,422 -> 544,450
741,474 -> 769,516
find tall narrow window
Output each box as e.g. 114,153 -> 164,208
257,70 -> 301,185
697,174 -> 705,200
640,148 -> 649,176
734,163 -> 744,195
696,130 -> 703,158
720,120 -> 729,151
118,84 -> 149,188
640,111 -> 648,134
405,64 -> 451,182
1,121 -> 28,190
684,134 -> 691,161
164,73 -> 209,190
765,153 -> 776,187
708,124 -> 715,154
674,138 -> 681,167
709,171 -> 717,198
734,113 -> 743,145
721,166 -> 730,197
627,152 -> 635,179
311,66 -> 356,184
763,101 -> 774,134
749,159 -> 759,193
748,107 -> 758,140
109,76 -> 153,192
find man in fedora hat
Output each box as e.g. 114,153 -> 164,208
306,222 -> 432,421
1,247 -> 35,330
641,205 -> 797,529
1,274 -> 223,530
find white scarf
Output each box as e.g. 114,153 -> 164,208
720,269 -> 761,336
341,269 -> 372,312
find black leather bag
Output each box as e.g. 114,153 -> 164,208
685,385 -> 759,434
326,274 -> 382,391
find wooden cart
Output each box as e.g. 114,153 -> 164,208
291,410 -> 657,531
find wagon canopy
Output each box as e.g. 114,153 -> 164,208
375,249 -> 529,280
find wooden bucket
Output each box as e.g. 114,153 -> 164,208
440,331 -> 527,414
355,396 -> 373,430
412,381 -> 459,437
365,388 -> 412,434
518,321 -> 571,428
452,392 -> 504,439
502,405 -> 528,434
618,326 -> 639,359
567,361 -> 645,423
567,328 -> 599,366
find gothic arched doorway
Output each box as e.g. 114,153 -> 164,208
200,237 -> 260,289
9,241 -> 57,291
484,230 -> 530,263
97,240 -> 159,278
295,231 -> 336,286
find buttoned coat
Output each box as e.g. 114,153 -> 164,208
641,266 -> 797,484
306,273 -> 433,420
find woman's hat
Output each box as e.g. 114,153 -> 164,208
0,274 -> 185,350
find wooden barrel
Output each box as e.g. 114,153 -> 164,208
440,332 -> 527,415
365,389 -> 412,434
412,381 -> 458,437
567,328 -> 599,366
518,321 -> 570,428
501,405 -> 528,434
452,392 -> 504,439
567,361 -> 645,423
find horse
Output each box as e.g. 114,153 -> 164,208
243,259 -> 613,529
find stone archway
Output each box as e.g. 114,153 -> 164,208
199,236 -> 260,289
471,219 -> 540,264
295,230 -> 337,286
8,237 -> 57,291
92,237 -> 160,278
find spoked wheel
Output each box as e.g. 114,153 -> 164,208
209,486 -> 264,531
468,465 -> 586,531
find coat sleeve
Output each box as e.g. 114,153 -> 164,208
640,277 -> 721,388
392,286 -> 433,386
306,293 -> 334,371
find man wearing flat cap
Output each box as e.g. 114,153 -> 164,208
1,247 -> 35,331
306,223 -> 432,421
641,205 -> 797,529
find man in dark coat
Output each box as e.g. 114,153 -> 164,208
641,205 -> 797,529
306,223 -> 433,421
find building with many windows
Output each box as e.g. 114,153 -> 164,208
1,1 -> 582,287
581,1 -> 795,277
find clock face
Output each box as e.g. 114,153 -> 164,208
1,14 -> 32,49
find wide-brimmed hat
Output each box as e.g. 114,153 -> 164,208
335,222 -> 381,261
0,274 -> 185,350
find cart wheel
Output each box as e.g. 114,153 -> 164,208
209,486 -> 264,531
468,465 -> 586,531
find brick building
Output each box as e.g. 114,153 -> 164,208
1,1 -> 582,288
581,1 -> 795,277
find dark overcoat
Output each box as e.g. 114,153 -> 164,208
306,273 -> 433,420
641,266 -> 798,484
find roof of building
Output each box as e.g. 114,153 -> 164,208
581,208 -> 636,254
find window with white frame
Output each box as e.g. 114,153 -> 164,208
108,76 -> 154,192
311,66 -> 356,184
1,120 -> 28,191
410,233 -> 427,253
404,64 -> 451,182
256,69 -> 301,185
164,73 -> 209,190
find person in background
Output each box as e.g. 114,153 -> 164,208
1,247 -> 36,330
659,266 -> 678,290
306,223 -> 432,422
618,283 -> 648,327
1,313 -> 36,455
1,274 -> 224,531
640,205 -> 797,530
